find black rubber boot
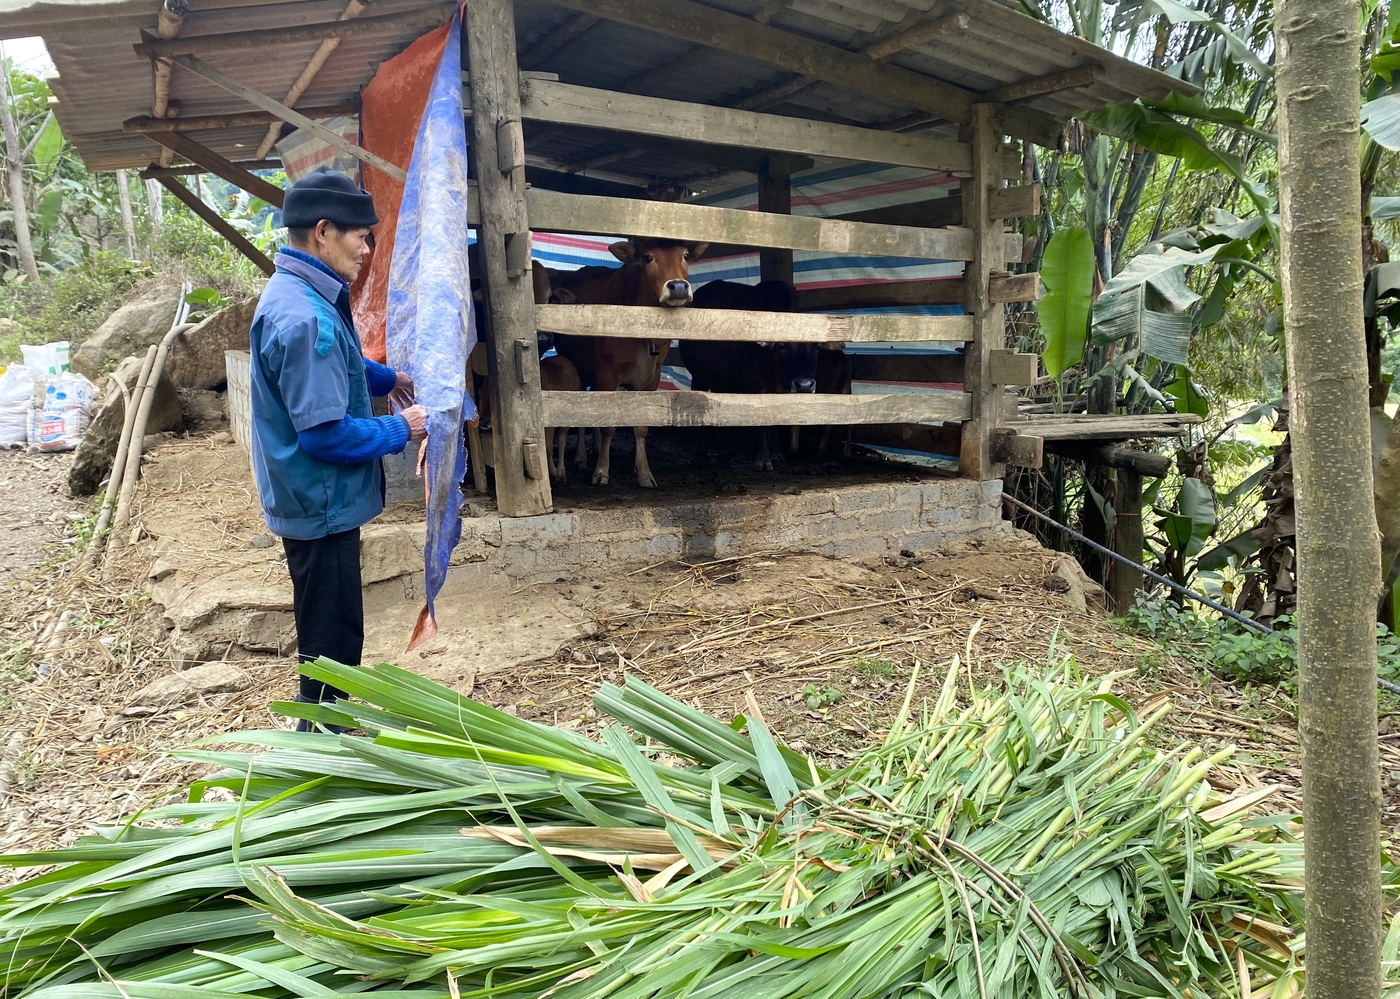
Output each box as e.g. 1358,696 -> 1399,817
293,693 -> 350,735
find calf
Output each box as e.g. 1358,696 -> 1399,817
814,345 -> 853,459
548,237 -> 706,488
679,279 -> 814,470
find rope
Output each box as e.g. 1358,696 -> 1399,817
1000,493 -> 1400,697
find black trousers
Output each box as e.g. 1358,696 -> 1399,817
283,527 -> 362,704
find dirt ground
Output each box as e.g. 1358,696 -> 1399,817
2,434 -> 1398,876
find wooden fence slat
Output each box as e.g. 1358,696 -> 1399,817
541,390 -> 971,427
521,79 -> 973,173
535,304 -> 974,343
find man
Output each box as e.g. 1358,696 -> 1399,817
249,167 -> 427,731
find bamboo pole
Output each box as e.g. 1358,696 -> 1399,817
82,345 -> 156,568
108,321 -> 197,552
254,0 -> 367,159
152,0 -> 188,168
115,169 -> 137,257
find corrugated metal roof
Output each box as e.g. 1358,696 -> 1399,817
0,0 -> 1193,178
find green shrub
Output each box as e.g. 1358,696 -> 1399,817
1124,593 -> 1400,689
0,252 -> 151,362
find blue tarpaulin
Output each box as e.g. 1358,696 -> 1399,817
385,8 -> 472,650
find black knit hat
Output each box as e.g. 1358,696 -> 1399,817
282,167 -> 379,228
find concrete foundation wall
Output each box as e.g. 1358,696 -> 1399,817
150,475 -> 1005,664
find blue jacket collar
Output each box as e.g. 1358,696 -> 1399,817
276,246 -> 349,304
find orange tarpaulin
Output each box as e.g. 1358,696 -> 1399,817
351,20 -> 454,363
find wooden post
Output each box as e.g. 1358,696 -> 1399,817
757,154 -> 794,286
465,0 -> 552,517
958,104 -> 1005,480
1110,468 -> 1144,613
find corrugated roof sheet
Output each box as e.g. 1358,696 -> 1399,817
0,0 -> 1193,179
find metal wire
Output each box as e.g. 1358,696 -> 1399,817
1000,493 -> 1400,697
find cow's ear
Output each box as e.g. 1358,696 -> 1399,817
610,241 -> 636,263
756,340 -> 772,347
689,242 -> 709,260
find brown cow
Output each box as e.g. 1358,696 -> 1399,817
548,237 -> 706,488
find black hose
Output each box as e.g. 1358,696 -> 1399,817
1001,493 -> 1400,697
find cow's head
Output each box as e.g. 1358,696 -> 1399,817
769,342 -> 819,394
610,237 -> 708,307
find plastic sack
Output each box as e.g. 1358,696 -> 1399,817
0,363 -> 35,445
20,341 -> 70,376
27,371 -> 96,452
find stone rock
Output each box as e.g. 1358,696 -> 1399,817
165,297 -> 257,390
1051,557 -> 1106,614
178,387 -> 227,429
67,353 -> 182,496
239,610 -> 296,653
126,662 -> 252,707
71,281 -> 184,379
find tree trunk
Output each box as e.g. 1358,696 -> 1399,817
115,169 -> 137,258
144,178 -> 164,233
0,65 -> 38,282
1277,2 -> 1383,997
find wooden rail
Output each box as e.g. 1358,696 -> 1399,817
535,305 -> 974,343
541,390 -> 972,428
518,80 -> 1030,175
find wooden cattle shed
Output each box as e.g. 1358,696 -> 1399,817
3,0 -> 1198,519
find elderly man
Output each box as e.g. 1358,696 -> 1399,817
249,167 -> 427,730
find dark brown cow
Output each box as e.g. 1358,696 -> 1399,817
680,279 -> 813,470
548,237 -> 706,488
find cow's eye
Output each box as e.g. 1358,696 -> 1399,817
683,252 -> 690,260
643,254 -> 654,264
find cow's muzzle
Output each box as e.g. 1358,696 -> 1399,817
792,377 -> 817,393
660,280 -> 693,306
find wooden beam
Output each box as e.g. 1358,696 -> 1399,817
1110,468 -> 1144,612
851,422 -> 961,455
148,172 -> 273,276
137,5 -> 455,58
989,271 -> 1043,303
862,11 -> 971,60
124,104 -> 356,133
541,390 -> 971,428
984,65 -> 1105,104
988,183 -> 1039,219
1043,441 -> 1171,477
522,188 -> 985,261
537,304 -> 973,343
520,13 -> 600,69
521,79 -> 973,172
542,0 -> 1063,147
959,104 -> 1003,481
1009,413 -> 1203,440
253,0 -> 368,160
758,155 -> 794,285
138,130 -> 285,207
170,54 -> 407,182
468,0 -> 553,516
989,348 -> 1039,386
992,430 -> 1043,467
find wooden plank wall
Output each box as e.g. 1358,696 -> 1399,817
464,14 -> 1044,514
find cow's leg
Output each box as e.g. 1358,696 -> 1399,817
572,427 -> 589,472
789,426 -> 800,455
634,426 -> 657,488
756,428 -> 774,471
593,427 -> 616,485
549,427 -> 567,482
818,426 -> 831,460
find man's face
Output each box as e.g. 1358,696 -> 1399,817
314,221 -> 373,283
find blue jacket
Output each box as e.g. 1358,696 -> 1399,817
249,249 -> 409,540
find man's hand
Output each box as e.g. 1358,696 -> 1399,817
390,371 -> 415,411
401,404 -> 428,442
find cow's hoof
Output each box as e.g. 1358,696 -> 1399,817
592,471 -> 610,486
637,473 -> 658,488
756,459 -> 774,472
